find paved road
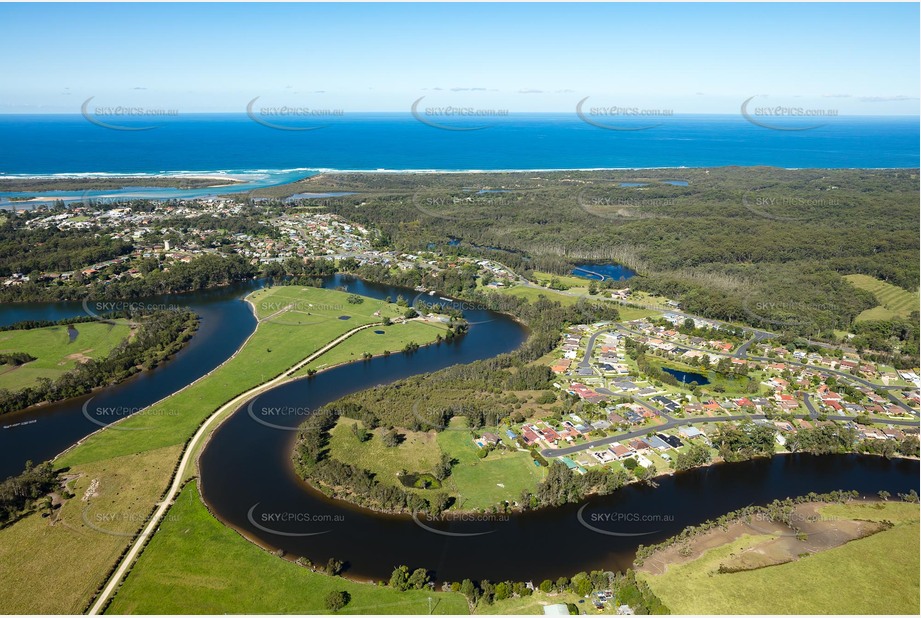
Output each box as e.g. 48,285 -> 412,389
87,321 -> 386,615
541,403 -> 920,459
802,392 -> 820,420
614,323 -> 916,415
578,328 -> 615,370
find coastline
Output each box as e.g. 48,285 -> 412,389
3,164 -> 919,180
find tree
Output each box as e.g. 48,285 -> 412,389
382,429 -> 401,447
539,579 -> 553,593
407,567 -> 430,589
325,557 -> 344,576
434,453 -> 453,480
389,565 -> 410,591
572,571 -> 594,596
324,591 -> 350,612
460,578 -> 479,602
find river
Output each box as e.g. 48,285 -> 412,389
2,278 -> 917,584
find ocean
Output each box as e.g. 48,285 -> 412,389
0,113 -> 917,177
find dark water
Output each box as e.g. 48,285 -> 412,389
662,366 -> 711,385
3,276 -> 917,584
199,281 -> 919,583
0,281 -> 264,478
571,263 -> 637,282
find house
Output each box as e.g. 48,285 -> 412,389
539,426 -> 561,443
657,433 -> 683,448
645,435 -> 671,450
651,395 -> 680,413
609,444 -> 633,459
678,426 -> 705,439
635,454 -> 654,468
480,432 -> 500,446
629,438 -> 651,452
592,449 -> 616,464
521,429 -> 540,446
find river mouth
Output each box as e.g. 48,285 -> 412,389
197,280 -> 919,584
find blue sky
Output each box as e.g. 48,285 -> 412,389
1,2 -> 918,115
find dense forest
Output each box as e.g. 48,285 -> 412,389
0,309 -> 199,414
0,223 -> 132,277
281,168 -> 917,343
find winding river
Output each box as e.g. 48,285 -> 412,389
197,279 -> 919,584
0,281 -> 263,478
2,278 -> 918,584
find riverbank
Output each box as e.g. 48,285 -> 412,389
637,498 -> 920,614
0,310 -> 198,418
0,285 -> 445,614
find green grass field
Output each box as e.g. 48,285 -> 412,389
105,482 -> 470,615
496,284 -> 583,306
0,444 -> 183,614
0,320 -> 131,391
476,590 -> 591,615
436,418 -> 544,511
845,274 -> 919,323
0,286 -> 433,614
639,501 -> 920,614
488,280 -> 660,322
294,320 -> 450,377
325,415 -> 543,511
329,419 -> 443,486
57,286 -> 395,468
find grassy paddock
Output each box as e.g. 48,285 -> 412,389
639,500 -> 920,614
105,482 -> 470,615
329,419 -> 443,487
845,274 -> 919,322
294,320 -> 450,376
0,320 -> 131,391
0,444 -> 182,614
0,286 -> 423,614
436,418 -> 545,511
